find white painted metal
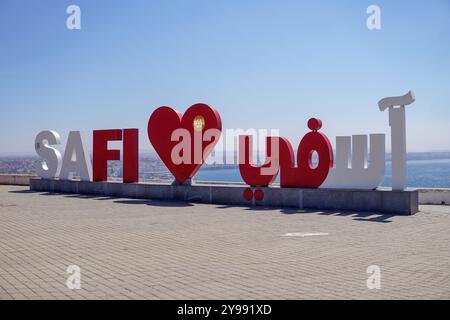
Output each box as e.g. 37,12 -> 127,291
321,134 -> 385,190
34,130 -> 62,179
378,91 -> 415,191
60,131 -> 93,181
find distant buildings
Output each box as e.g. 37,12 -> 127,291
0,154 -> 235,181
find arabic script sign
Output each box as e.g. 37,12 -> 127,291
34,91 -> 415,192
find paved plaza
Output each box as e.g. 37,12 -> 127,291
0,185 -> 449,299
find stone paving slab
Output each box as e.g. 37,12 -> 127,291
0,185 -> 449,300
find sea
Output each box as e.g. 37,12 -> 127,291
1,152 -> 449,188
196,156 -> 450,188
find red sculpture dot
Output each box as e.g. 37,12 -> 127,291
243,188 -> 253,201
254,189 -> 264,201
307,118 -> 322,131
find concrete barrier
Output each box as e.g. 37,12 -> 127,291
4,175 -> 448,210
0,174 -> 35,186
417,188 -> 450,205
29,178 -> 419,215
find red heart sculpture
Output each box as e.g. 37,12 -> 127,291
148,103 -> 222,184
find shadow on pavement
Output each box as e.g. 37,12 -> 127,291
114,199 -> 194,207
216,204 -> 395,223
8,189 -> 37,194
8,189 -> 394,222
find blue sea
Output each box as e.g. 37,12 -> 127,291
196,158 -> 450,188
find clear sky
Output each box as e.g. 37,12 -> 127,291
1,0 -> 449,154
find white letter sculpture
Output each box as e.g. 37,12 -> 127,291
60,131 -> 93,181
321,134 -> 385,190
378,91 -> 415,191
35,130 -> 62,179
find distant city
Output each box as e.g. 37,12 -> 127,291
0,153 -> 170,180
0,153 -> 237,181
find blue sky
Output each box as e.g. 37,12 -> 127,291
1,0 -> 449,154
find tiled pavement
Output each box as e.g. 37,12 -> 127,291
0,185 -> 449,299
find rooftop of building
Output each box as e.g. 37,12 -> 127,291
0,185 -> 449,299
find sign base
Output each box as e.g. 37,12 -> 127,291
29,178 -> 419,215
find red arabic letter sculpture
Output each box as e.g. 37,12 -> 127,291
279,118 -> 333,188
239,135 -> 279,187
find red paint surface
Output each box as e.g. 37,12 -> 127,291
239,136 -> 279,187
254,189 -> 264,201
279,119 -> 333,188
123,129 -> 139,183
93,129 -> 122,182
148,103 -> 222,184
243,188 -> 254,201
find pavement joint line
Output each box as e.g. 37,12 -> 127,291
282,232 -> 329,237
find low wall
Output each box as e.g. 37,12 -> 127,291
2,174 -> 447,209
29,178 -> 419,215
0,174 -> 35,186
417,188 -> 450,205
